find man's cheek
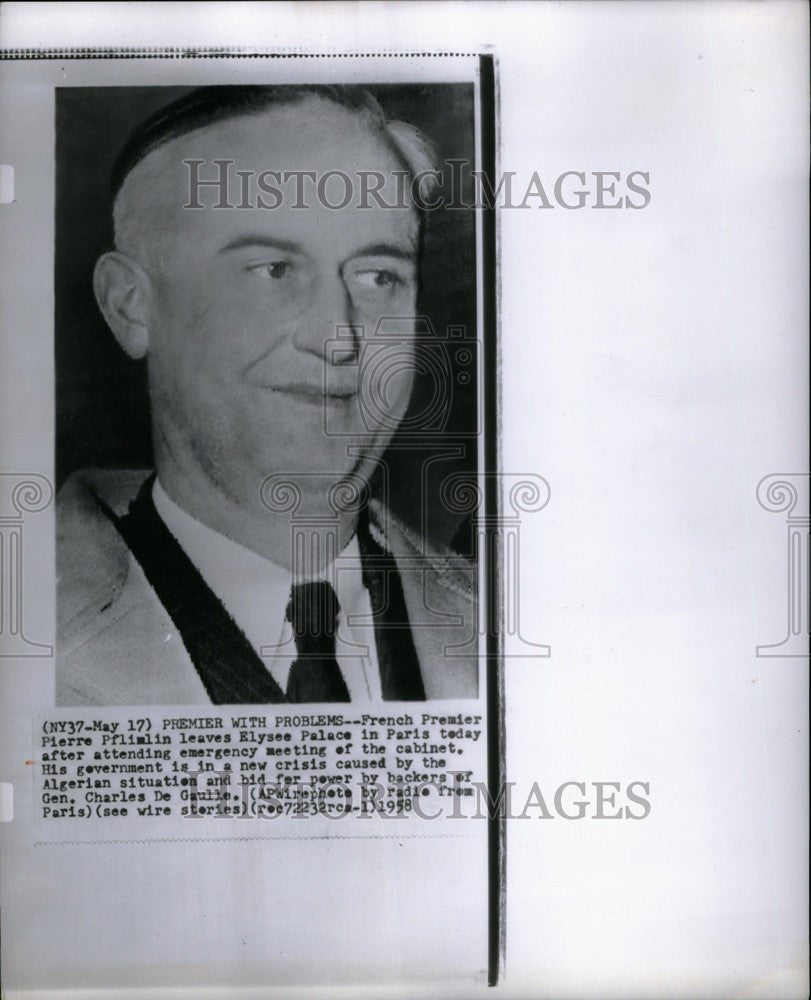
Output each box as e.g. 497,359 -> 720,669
360,348 -> 414,428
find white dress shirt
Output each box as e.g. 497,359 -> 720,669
152,479 -> 381,701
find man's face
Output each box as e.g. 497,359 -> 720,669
129,99 -> 419,510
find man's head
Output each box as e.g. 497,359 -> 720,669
94,86 -> 436,522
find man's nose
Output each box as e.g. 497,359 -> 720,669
292,272 -> 358,360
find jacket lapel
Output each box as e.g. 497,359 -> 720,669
113,476 -> 288,705
112,480 -> 431,703
368,500 -> 479,701
357,508 -> 426,701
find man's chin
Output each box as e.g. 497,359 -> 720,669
246,442 -> 368,507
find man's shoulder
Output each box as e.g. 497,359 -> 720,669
368,498 -> 475,604
368,498 -> 479,700
55,469 -> 207,706
57,468 -> 150,623
57,468 -> 147,585
56,469 -> 146,677
58,468 -> 152,518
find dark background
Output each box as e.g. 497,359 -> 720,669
55,84 -> 479,547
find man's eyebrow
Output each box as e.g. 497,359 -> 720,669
349,242 -> 417,262
218,235 -> 303,254
217,237 -> 417,261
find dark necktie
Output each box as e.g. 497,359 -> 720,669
285,580 -> 350,703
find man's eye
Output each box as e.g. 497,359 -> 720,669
355,270 -> 400,290
249,261 -> 291,280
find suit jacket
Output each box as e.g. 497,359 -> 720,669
56,470 -> 479,706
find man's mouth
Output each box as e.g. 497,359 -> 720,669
257,381 -> 357,404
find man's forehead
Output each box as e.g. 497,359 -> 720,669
114,98 -> 420,256
124,97 -> 409,199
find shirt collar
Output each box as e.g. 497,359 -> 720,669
151,477 -> 365,655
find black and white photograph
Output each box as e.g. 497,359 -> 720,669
54,82 -> 486,707
0,3 -> 807,999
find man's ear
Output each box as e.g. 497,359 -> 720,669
93,251 -> 153,359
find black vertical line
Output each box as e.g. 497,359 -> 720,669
479,52 -> 504,988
